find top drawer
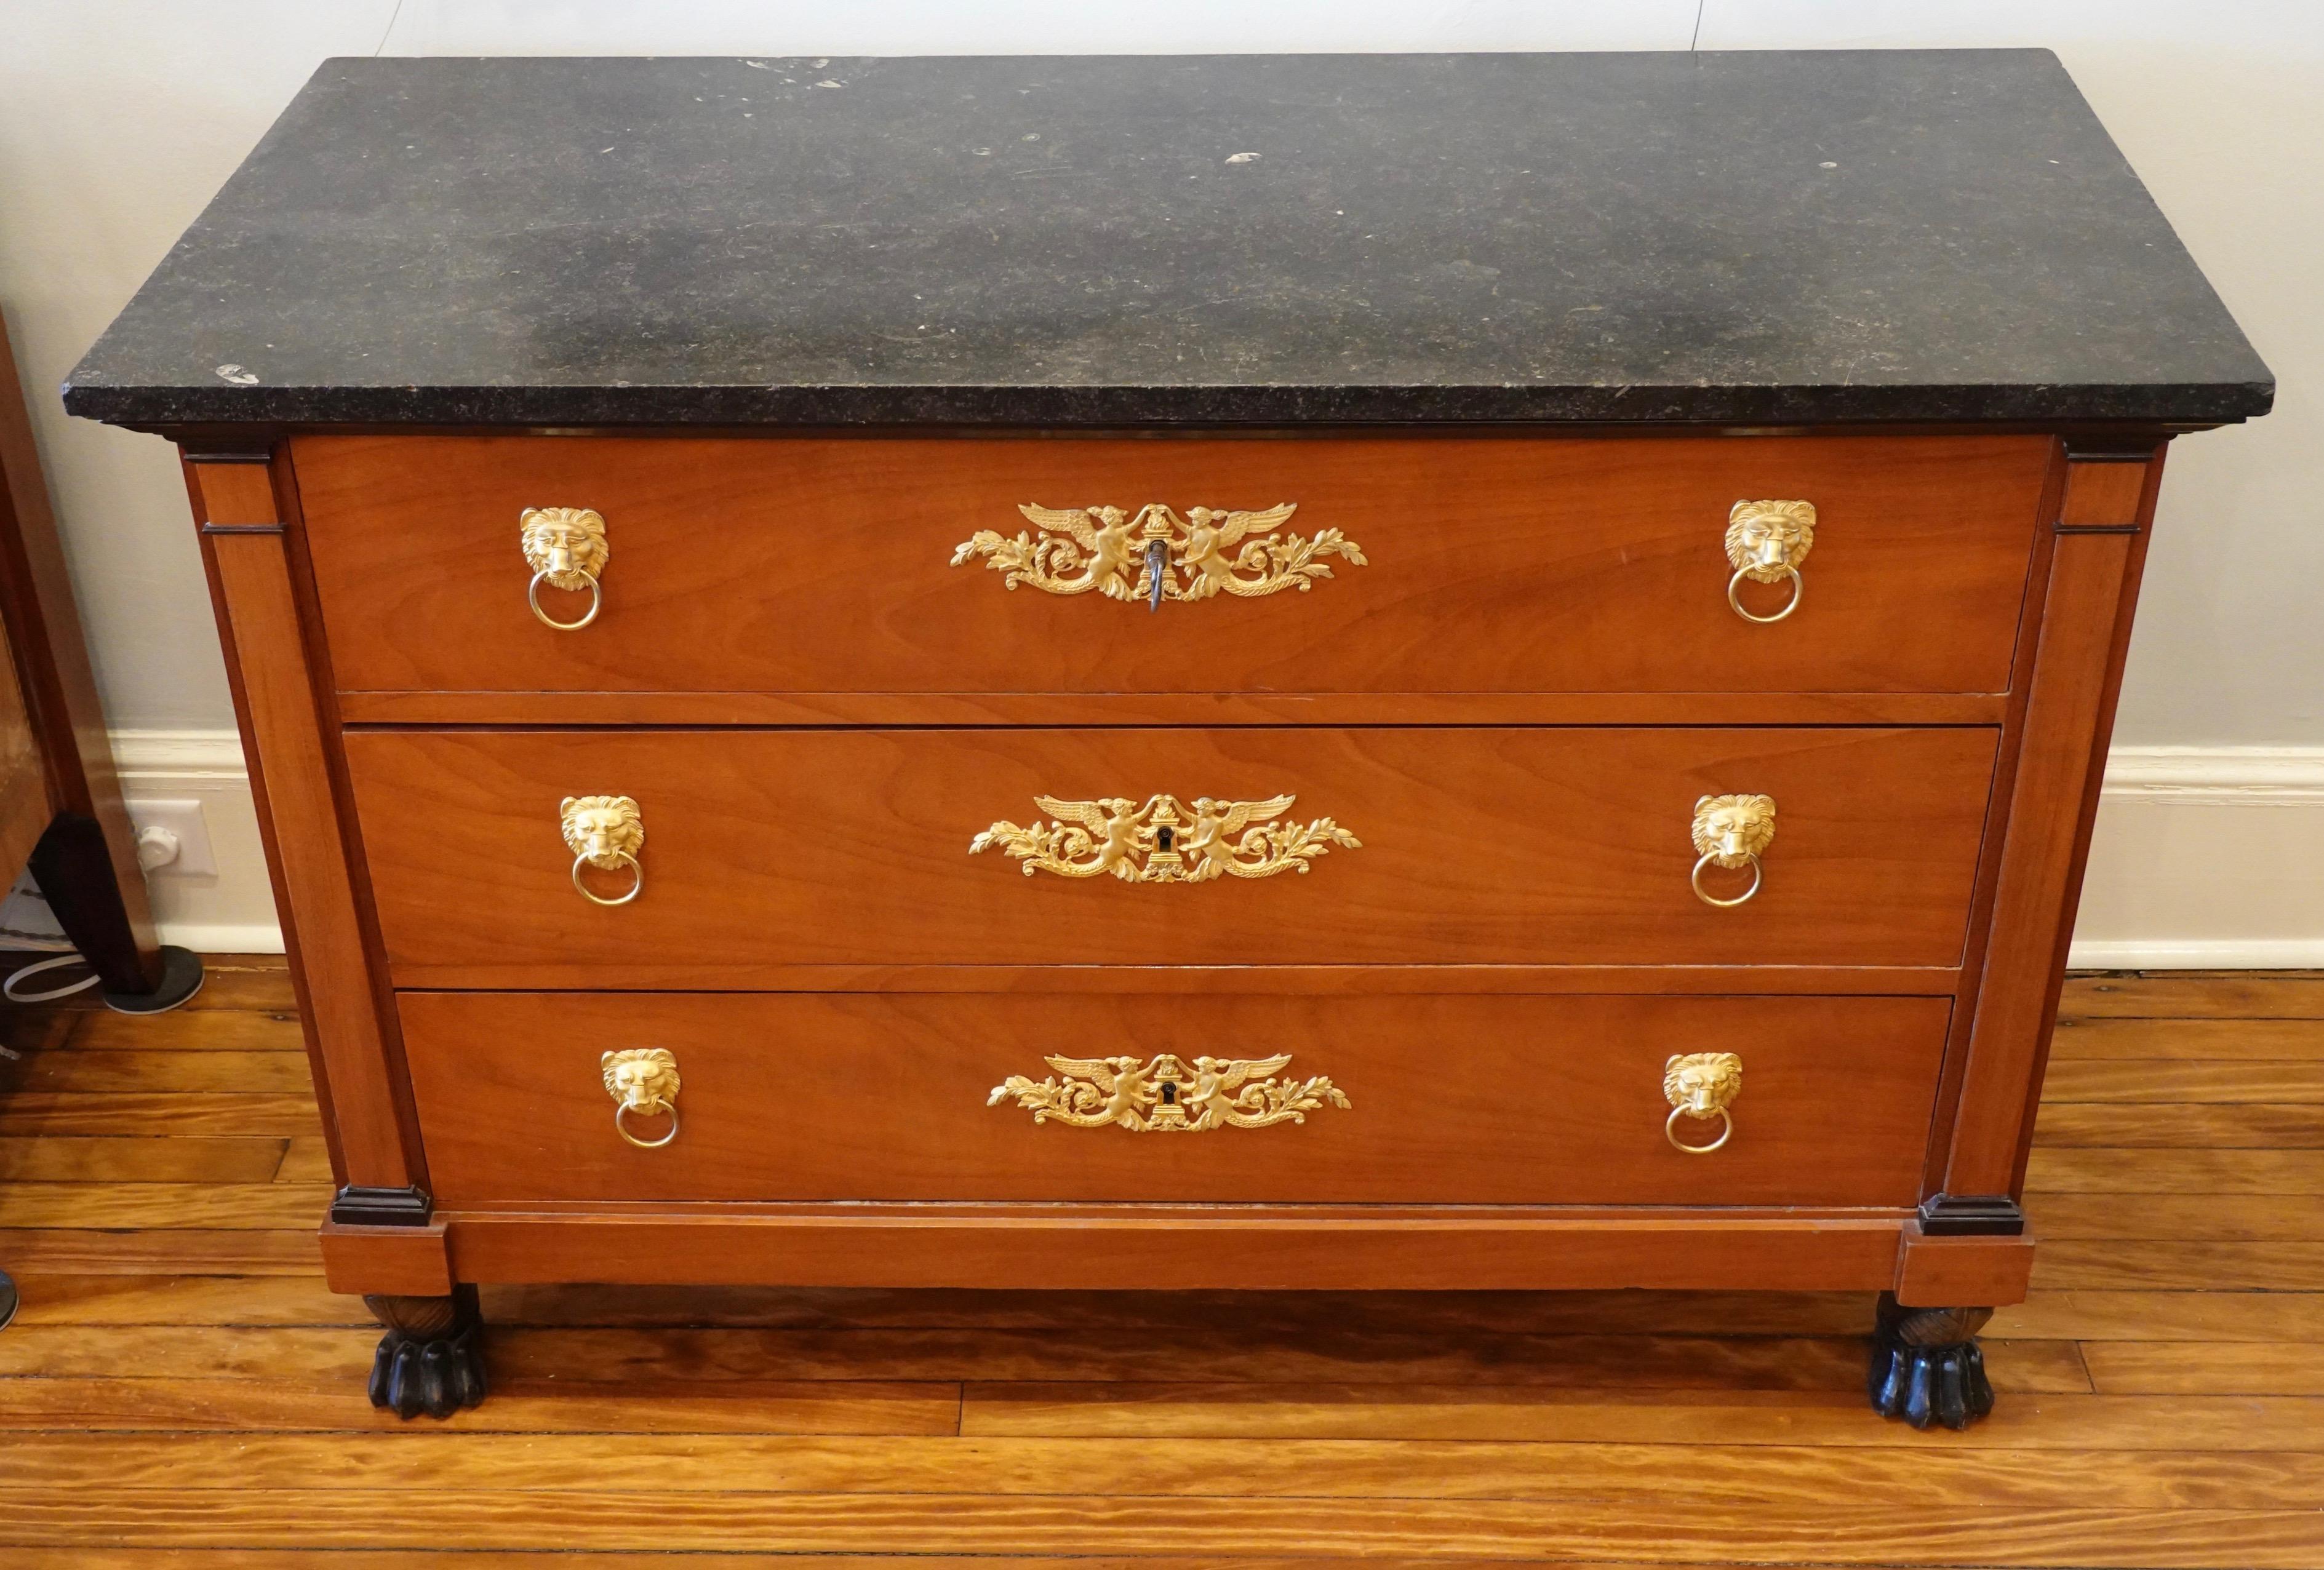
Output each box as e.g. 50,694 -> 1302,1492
293,434 -> 2046,701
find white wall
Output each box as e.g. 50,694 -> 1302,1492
2,2 -> 2318,958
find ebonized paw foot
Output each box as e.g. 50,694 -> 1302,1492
1869,1294 -> 1994,1430
365,1289 -> 486,1419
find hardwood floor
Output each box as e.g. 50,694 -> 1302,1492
2,960 -> 2322,1566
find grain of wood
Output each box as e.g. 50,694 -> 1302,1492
0,1379 -> 963,1436
0,1134 -> 289,1183
2026,1190 -> 2324,1239
0,1556 -> 1682,1570
10,1050 -> 314,1094
6,1491 -> 2320,1564
0,1008 -> 73,1056
960,1384 -> 2324,1451
0,1182 -> 331,1230
1992,1289 -> 2324,1342
2032,1102 -> 2324,1147
2033,1241 -> 2324,1291
0,1325 -> 370,1381
0,1091 -> 321,1138
2024,1146 -> 2324,1193
6,1273 -> 356,1326
6,1432 -> 2324,1510
2039,1060 -> 2324,1103
2060,973 -> 2324,1019
65,1008 -> 306,1052
2047,1016 -> 2324,1060
271,1136 -> 335,1184
0,1227 -> 320,1274
0,1558 -> 1601,1570
2080,1342 -> 2324,1397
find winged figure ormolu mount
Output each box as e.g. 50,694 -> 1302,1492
988,1051 -> 1351,1133
968,794 -> 1361,883
949,502 -> 1365,608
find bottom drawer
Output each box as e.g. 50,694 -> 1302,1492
402,992 -> 1947,1208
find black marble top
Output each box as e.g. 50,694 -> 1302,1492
65,51 -> 2271,429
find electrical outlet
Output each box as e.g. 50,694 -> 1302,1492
124,799 -> 218,878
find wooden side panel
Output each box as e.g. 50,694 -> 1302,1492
185,454 -> 420,1193
343,725 -> 1999,985
295,432 -> 2050,700
401,990 -> 1951,1208
1939,447 -> 2163,1203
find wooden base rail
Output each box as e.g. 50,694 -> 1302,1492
321,1205 -> 2034,1305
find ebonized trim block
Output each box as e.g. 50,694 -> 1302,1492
332,1185 -> 433,1227
1917,1193 -> 2028,1236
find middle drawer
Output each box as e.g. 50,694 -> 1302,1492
343,726 -> 1995,985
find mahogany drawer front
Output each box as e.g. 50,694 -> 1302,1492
342,725 -> 1997,986
401,990 -> 1949,1207
295,432 -> 2046,700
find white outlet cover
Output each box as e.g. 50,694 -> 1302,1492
124,799 -> 218,878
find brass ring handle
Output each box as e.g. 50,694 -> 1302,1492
1666,1103 -> 1733,1155
521,506 -> 609,631
1691,850 -> 1763,908
1727,564 -> 1802,624
527,567 -> 602,631
613,1097 -> 679,1149
1664,1052 -> 1741,1155
603,1048 -> 680,1148
1725,500 -> 1815,624
561,795 -> 644,906
570,848 -> 642,906
1691,794 -> 1775,908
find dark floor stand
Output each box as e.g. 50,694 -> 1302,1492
1869,1294 -> 1995,1430
0,314 -> 201,1014
27,814 -> 203,1013
367,1287 -> 487,1418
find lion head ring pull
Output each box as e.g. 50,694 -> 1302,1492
1725,500 -> 1815,623
1664,1051 -> 1742,1154
602,1048 -> 679,1149
561,794 -> 644,907
1691,793 -> 1776,908
521,506 -> 609,631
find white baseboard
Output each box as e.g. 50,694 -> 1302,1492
2068,746 -> 2324,970
98,731 -> 2324,970
108,728 -> 283,955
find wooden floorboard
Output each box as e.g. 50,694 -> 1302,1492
0,962 -> 2320,1566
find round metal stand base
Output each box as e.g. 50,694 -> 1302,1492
103,946 -> 205,1014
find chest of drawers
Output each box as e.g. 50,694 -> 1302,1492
68,52 -> 2270,1430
